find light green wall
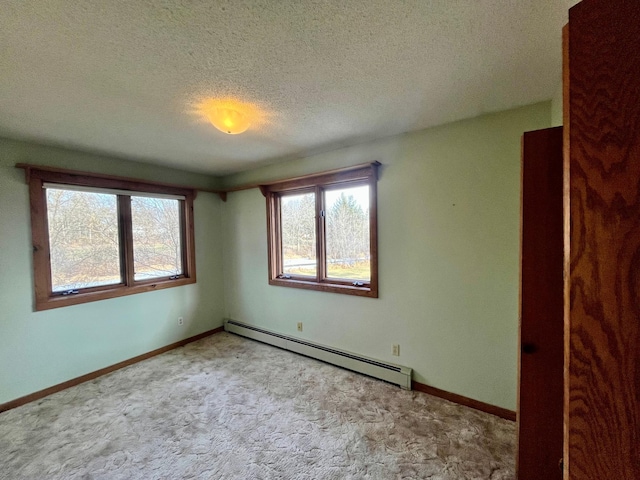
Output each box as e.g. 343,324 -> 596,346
551,82 -> 563,126
1,102 -> 552,410
221,102 -> 551,411
0,138 -> 225,404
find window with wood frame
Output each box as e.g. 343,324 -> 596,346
265,162 -> 379,298
24,166 -> 196,311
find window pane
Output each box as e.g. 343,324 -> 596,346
325,185 -> 370,281
132,197 -> 183,281
46,189 -> 121,292
281,192 -> 317,277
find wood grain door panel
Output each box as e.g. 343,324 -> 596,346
565,0 -> 640,478
517,127 -> 564,480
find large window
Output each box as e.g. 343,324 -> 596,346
265,162 -> 379,297
26,167 -> 196,311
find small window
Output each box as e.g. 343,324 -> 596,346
266,163 -> 379,298
26,168 -> 196,311
46,188 -> 122,292
131,196 -> 183,281
324,184 -> 371,282
281,191 -> 317,278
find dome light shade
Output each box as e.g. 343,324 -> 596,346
193,98 -> 267,135
206,107 -> 251,135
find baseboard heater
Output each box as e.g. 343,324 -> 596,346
224,319 -> 412,390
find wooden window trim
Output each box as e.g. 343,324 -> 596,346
265,162 -> 379,298
26,168 -> 197,311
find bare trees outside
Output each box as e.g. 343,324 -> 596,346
131,196 -> 183,280
325,185 -> 370,280
46,189 -> 121,291
280,185 -> 370,280
281,192 -> 317,277
46,189 -> 183,292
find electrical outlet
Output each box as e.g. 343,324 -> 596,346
178,317 -> 184,326
297,322 -> 303,332
392,344 -> 400,356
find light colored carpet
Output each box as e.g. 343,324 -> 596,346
0,332 -> 516,479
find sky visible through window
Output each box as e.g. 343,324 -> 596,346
325,185 -> 369,213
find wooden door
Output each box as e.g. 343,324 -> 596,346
517,127 -> 564,480
565,0 -> 640,478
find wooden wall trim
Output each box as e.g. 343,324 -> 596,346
16,162 -> 382,203
412,381 -> 517,421
562,23 -> 571,478
15,163 -> 225,199
0,326 -> 224,414
225,161 -> 381,195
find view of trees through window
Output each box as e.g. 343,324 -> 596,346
131,196 -> 183,280
46,189 -> 184,292
281,192 -> 317,277
325,185 -> 370,280
46,189 -> 121,292
280,185 -> 370,280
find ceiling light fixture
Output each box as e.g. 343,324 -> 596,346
206,106 -> 250,135
193,98 -> 268,135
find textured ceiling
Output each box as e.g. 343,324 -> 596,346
1,1 -> 573,175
